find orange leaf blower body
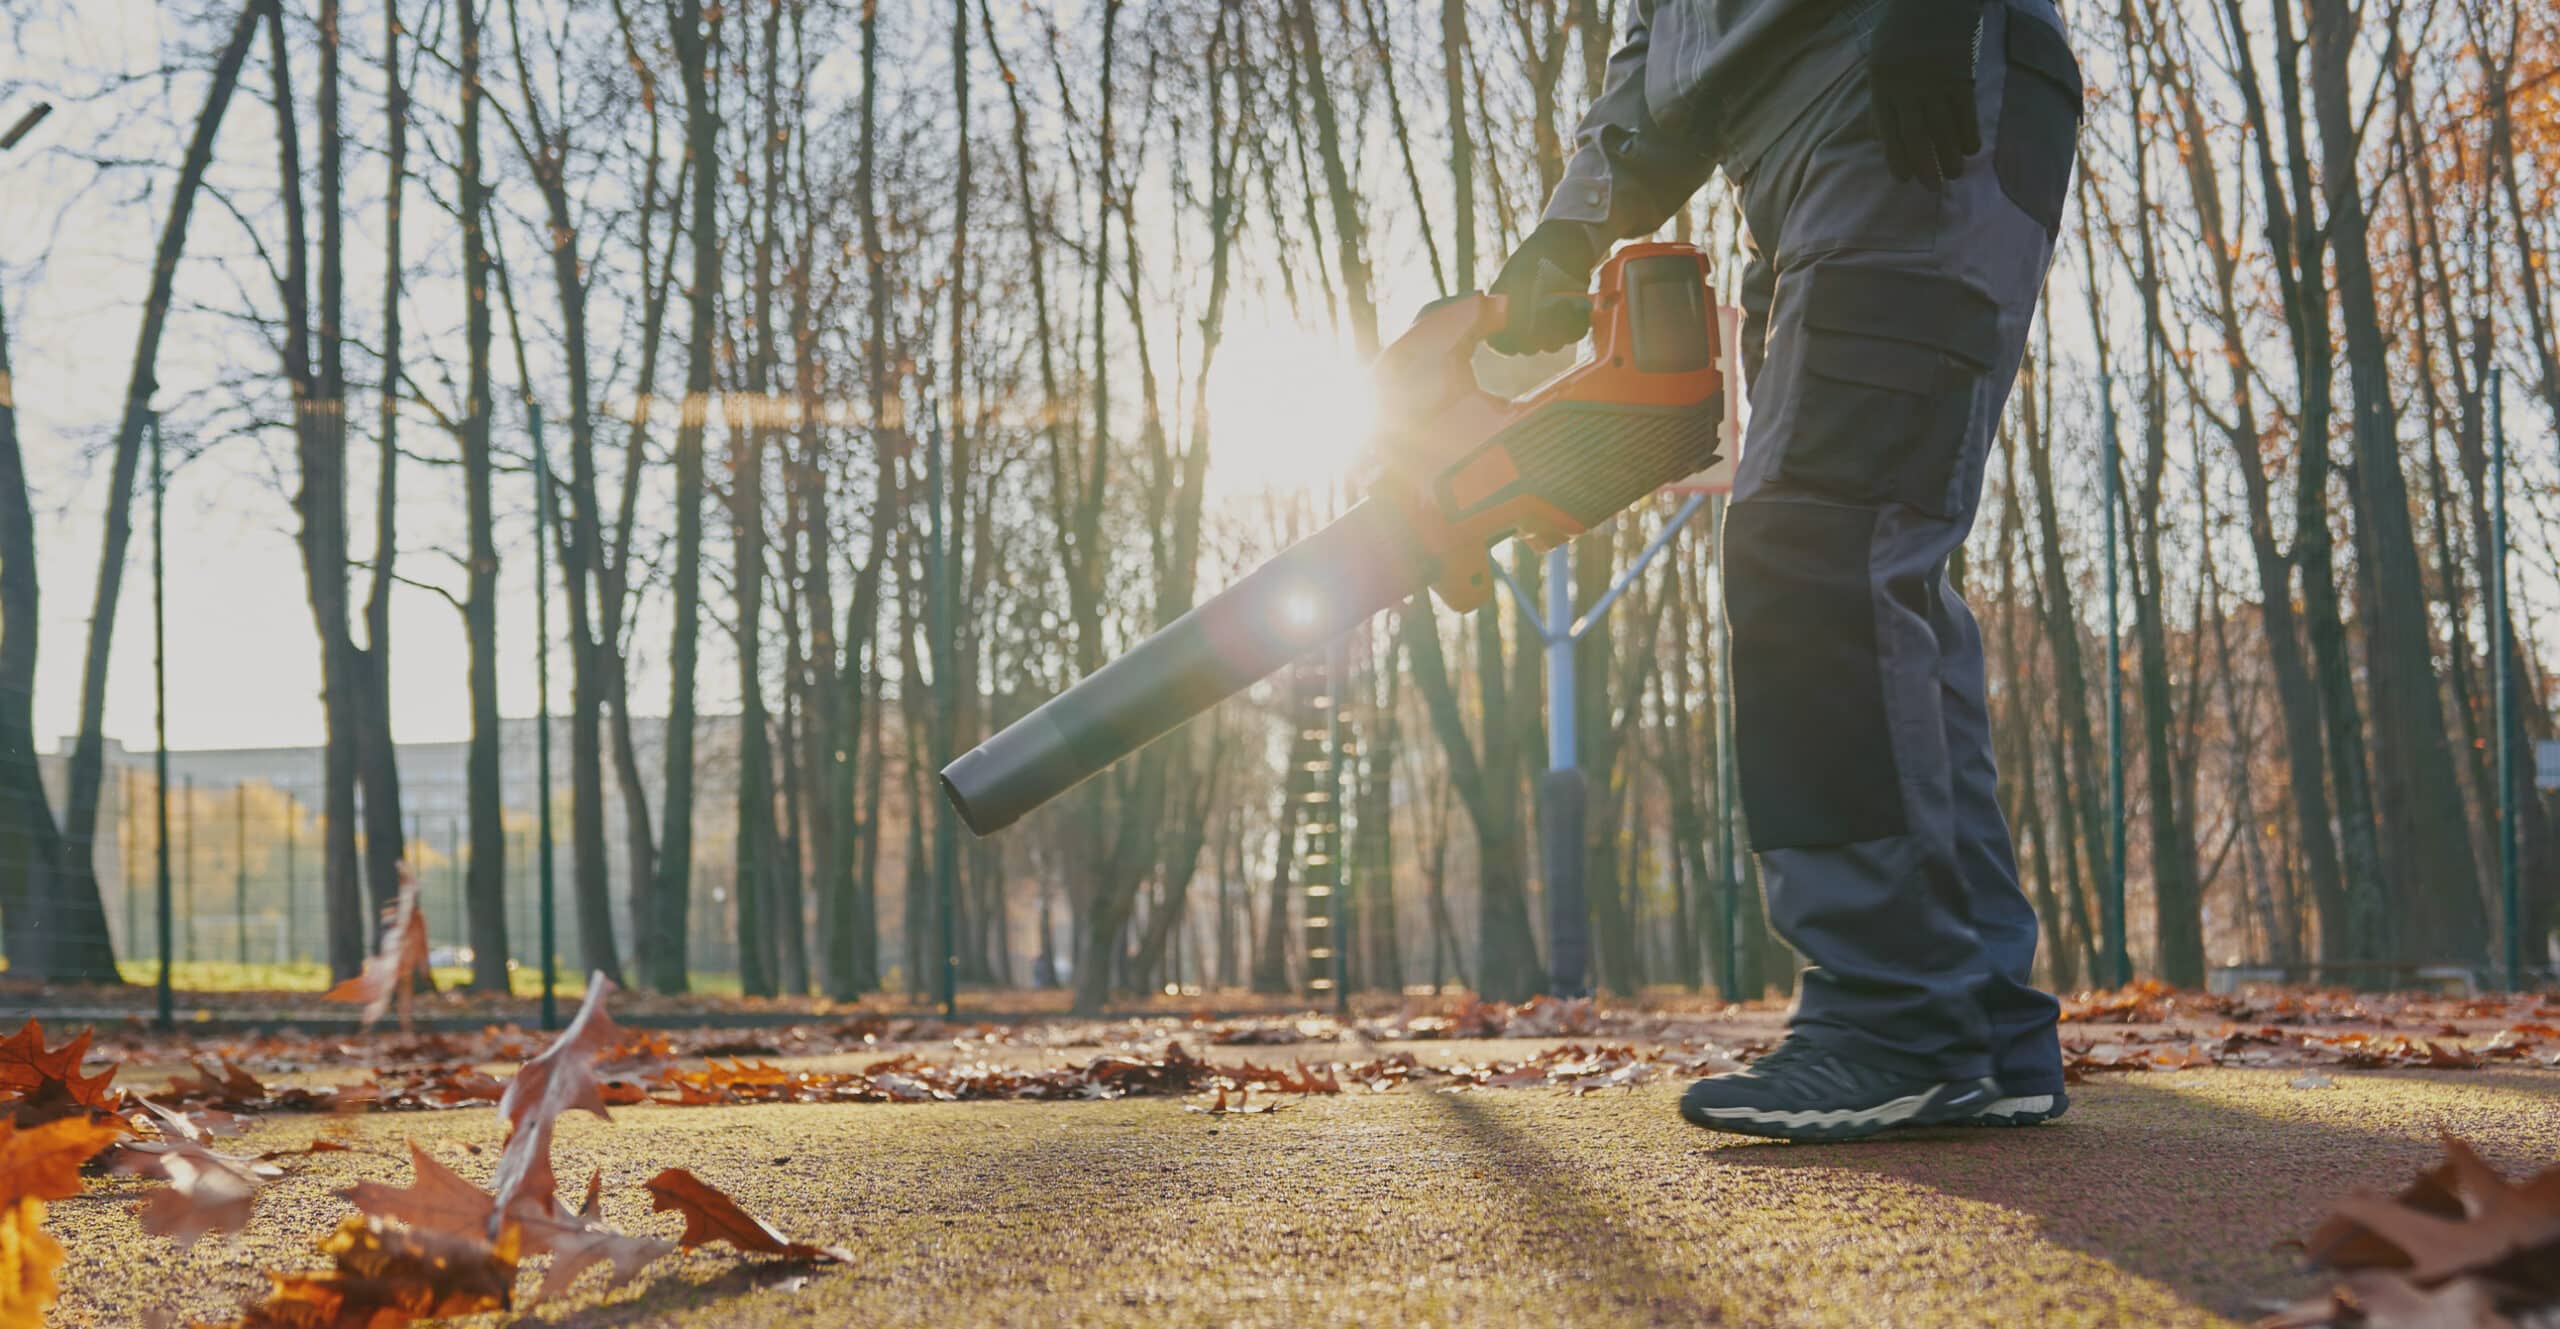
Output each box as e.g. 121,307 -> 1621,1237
940,242 -> 1725,835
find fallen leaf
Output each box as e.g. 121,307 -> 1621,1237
161,1059 -> 268,1111
644,1168 -> 850,1263
490,976 -> 624,1229
341,1140 -> 497,1236
2310,1137 -> 2560,1286
0,1117 -> 133,1329
323,866 -> 432,1030
2336,1270 -> 2520,1328
123,1139 -> 269,1247
0,1022 -> 119,1125
254,1139 -> 354,1162
2292,1072 -> 2339,1090
225,1215 -> 517,1327
0,1197 -> 62,1329
517,1208 -> 674,1303
1185,1085 -> 1287,1115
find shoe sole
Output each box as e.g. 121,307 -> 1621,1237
1680,1076 -> 2002,1143
1941,1092 -> 2068,1128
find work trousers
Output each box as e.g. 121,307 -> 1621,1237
1722,0 -> 2080,1095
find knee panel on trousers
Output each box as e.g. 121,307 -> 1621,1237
1726,499 -> 1906,852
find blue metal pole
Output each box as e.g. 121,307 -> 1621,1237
1709,497 -> 1740,1001
1541,543 -> 1592,996
2098,368 -> 2127,987
1546,545 -> 1574,770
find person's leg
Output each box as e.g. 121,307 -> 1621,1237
1938,0 -> 2079,1109
1933,579 -> 2065,1103
1687,0 -> 2078,1134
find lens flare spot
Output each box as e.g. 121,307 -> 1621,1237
1280,589 -> 1321,633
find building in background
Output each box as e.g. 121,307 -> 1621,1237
42,717 -> 745,974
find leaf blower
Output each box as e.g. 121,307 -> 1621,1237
939,240 -> 1726,836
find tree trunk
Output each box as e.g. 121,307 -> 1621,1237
0,262 -> 86,981
1404,605 -> 1544,999
455,0 -> 509,992
2305,0 -> 2484,963
264,0 -> 369,988
599,4 -> 676,983
50,0 -> 263,986
652,0 -> 723,993
352,0 -> 411,989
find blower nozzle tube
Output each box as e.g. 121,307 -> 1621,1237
939,499 -> 1432,836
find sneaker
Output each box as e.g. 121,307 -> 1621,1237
1678,1038 -> 2001,1142
1941,1088 -> 2069,1127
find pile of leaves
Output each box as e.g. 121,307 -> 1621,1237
635,1037 -> 1750,1109
53,982 -> 2560,1132
2060,1021 -> 2560,1081
2063,980 -> 2560,1030
2260,1136 -> 2560,1328
0,985 -> 854,1328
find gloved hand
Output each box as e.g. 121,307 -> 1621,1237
1486,220 -> 1597,356
1868,0 -> 1985,186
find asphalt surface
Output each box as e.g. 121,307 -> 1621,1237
44,1050 -> 2560,1327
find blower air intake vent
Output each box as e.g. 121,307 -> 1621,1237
1453,398 -> 1723,529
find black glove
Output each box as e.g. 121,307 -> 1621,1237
1486,220 -> 1597,356
1869,0 -> 1985,186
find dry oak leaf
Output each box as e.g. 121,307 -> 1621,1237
115,1104 -> 278,1249
341,1141 -> 497,1235
0,1197 -> 62,1329
341,1143 -> 670,1305
0,1115 -> 127,1203
1185,1085 -> 1287,1115
515,1205 -> 675,1304
226,1214 -> 518,1329
2256,1270 -> 2524,1329
125,1139 -> 274,1248
644,1167 -> 851,1264
0,1022 -> 119,1125
2308,1136 -> 2560,1287
0,1117 -> 131,1329
160,1058 -> 268,1111
490,975 -> 624,1229
323,868 -> 432,1030
2333,1272 -> 2521,1329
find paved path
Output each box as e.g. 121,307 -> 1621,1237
47,1057 -> 2560,1326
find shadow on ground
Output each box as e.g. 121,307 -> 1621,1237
1709,1069 -> 2560,1321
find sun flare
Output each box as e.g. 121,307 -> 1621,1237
1202,323 -> 1378,494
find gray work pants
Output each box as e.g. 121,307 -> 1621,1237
1722,0 -> 2080,1094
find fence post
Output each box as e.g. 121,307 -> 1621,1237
234,782 -> 247,966
152,413 -> 172,1026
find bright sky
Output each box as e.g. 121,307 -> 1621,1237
0,1 -> 1408,756
8,1 -> 612,753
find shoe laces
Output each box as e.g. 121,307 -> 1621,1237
1747,1038 -> 1863,1095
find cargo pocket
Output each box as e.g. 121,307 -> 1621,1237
1995,14 -> 2083,237
1725,499 -> 1905,851
1774,265 -> 1997,518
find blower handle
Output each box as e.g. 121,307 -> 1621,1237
1503,255 -> 1596,350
